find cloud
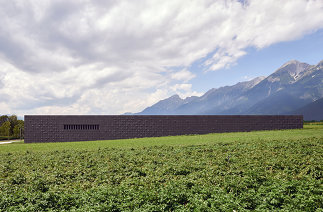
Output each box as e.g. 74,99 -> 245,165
0,0 -> 322,115
0,74 -> 4,89
170,69 -> 195,82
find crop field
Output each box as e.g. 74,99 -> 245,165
0,125 -> 322,211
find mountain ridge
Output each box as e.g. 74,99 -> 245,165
135,59 -> 323,119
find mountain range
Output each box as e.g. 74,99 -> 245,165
290,97 -> 323,121
135,59 -> 323,120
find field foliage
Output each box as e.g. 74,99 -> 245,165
0,125 -> 322,211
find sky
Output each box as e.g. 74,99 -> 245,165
0,0 -> 323,116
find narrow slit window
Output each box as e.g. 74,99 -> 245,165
64,124 -> 100,130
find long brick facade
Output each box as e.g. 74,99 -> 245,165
24,115 -> 303,143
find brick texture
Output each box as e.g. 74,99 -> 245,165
24,115 -> 303,143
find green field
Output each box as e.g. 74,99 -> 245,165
0,125 -> 322,211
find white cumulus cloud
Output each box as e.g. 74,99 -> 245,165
0,0 -> 322,115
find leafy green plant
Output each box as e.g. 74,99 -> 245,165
0,126 -> 322,211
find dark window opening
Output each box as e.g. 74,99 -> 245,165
64,124 -> 100,130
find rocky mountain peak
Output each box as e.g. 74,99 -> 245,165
281,59 -> 300,67
168,94 -> 182,100
276,60 -> 310,76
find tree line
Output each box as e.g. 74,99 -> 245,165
0,115 -> 24,140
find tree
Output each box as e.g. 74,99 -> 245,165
0,121 -> 11,139
0,115 -> 24,139
13,120 -> 24,138
8,115 -> 18,136
0,115 -> 8,126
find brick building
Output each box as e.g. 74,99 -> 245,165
24,115 -> 303,143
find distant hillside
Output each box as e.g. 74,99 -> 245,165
176,76 -> 265,115
138,95 -> 198,115
290,98 -> 323,121
136,59 -> 323,116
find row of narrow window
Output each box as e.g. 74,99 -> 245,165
64,124 -> 99,130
